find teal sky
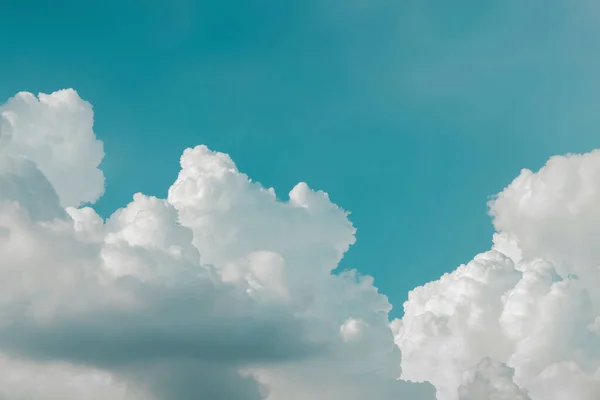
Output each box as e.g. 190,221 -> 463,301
3,0 -> 600,317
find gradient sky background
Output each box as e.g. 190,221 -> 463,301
2,0 -> 600,317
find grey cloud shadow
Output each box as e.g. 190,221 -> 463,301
0,277 -> 325,369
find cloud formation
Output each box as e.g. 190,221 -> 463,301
0,90 -> 435,399
6,87 -> 600,400
395,150 -> 600,399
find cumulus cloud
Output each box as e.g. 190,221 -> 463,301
395,150 -> 600,399
0,90 -> 435,399
458,358 -> 531,400
0,90 -> 105,207
16,87 -> 600,400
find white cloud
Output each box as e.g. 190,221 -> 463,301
458,358 -> 531,400
17,86 -> 600,400
0,90 -> 105,207
395,150 -> 600,399
0,89 -> 435,399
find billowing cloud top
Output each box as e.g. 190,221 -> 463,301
395,152 -> 600,399
0,90 -> 105,207
3,89 -> 600,400
0,90 -> 436,399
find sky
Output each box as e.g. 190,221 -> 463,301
4,0 -> 600,316
3,1 -> 600,399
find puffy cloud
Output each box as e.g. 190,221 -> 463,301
458,358 -> 531,400
395,150 -> 600,399
0,89 -> 105,207
16,87 -> 600,400
0,89 -> 435,399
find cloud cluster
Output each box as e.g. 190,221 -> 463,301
7,87 -> 600,400
0,90 -> 435,399
395,151 -> 600,399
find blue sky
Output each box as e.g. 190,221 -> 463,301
3,0 -> 600,317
